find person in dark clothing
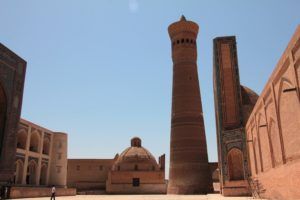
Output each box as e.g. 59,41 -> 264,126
50,185 -> 55,200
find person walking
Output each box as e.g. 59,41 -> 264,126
50,185 -> 55,200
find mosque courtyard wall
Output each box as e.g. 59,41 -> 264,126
245,25 -> 300,200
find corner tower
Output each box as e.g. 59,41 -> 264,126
167,16 -> 213,194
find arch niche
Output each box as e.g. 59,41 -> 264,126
40,164 -> 48,185
17,130 -> 27,149
29,132 -> 40,152
227,148 -> 245,181
0,83 -> 7,155
278,79 -> 300,159
42,137 -> 50,155
14,159 -> 24,184
27,160 -> 37,185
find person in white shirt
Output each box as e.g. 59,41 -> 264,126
50,185 -> 55,200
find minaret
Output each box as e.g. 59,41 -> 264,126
167,16 -> 213,194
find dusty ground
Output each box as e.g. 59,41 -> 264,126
16,194 -> 257,200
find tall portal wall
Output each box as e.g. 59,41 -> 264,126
0,43 -> 26,183
213,36 -> 257,196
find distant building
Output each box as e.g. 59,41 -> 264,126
67,158 -> 114,191
14,118 -> 68,187
106,137 -> 166,194
67,137 -> 167,194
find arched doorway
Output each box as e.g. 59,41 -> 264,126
227,148 -> 244,181
29,132 -> 40,152
278,79 -> 300,159
40,164 -> 48,185
27,160 -> 37,185
14,159 -> 24,184
269,118 -> 283,166
17,130 -> 27,149
42,138 -> 50,155
0,83 -> 7,155
258,114 -> 272,171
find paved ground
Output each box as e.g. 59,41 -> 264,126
17,194 -> 257,200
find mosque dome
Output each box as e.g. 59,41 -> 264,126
240,85 -> 259,124
111,137 -> 160,171
241,85 -> 259,106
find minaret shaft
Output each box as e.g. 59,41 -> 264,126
167,16 -> 213,194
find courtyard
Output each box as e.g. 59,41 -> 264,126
17,194 -> 258,200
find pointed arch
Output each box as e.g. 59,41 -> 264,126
268,118 -> 283,166
277,78 -> 300,160
253,137 -> 260,173
27,160 -> 37,185
227,148 -> 244,180
257,113 -> 272,171
247,129 -> 256,175
29,131 -> 40,152
17,129 -> 27,149
39,164 -> 48,185
42,137 -> 50,155
14,159 -> 24,184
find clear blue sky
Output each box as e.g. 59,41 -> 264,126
1,0 -> 299,175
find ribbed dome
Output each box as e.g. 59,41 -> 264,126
241,85 -> 259,106
112,137 -> 159,171
240,85 -> 259,125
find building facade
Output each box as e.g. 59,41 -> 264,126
0,43 -> 26,184
15,118 -> 68,187
67,159 -> 114,191
167,15 -> 213,194
106,137 -> 166,194
245,25 -> 300,200
213,36 -> 258,196
67,137 -> 166,194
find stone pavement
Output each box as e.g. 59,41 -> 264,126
16,194 -> 258,200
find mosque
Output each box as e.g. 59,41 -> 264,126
0,16 -> 299,200
68,137 -> 167,194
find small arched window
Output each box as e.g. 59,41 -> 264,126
176,40 -> 180,44
181,39 -> 184,43
186,39 -> 189,43
134,164 -> 138,171
17,130 -> 27,149
29,132 -> 40,152
42,138 -> 50,155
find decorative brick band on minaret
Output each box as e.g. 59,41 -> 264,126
167,16 -> 213,194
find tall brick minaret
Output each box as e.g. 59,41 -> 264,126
167,16 -> 213,194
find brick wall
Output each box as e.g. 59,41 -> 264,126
246,25 -> 300,200
67,159 -> 114,191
